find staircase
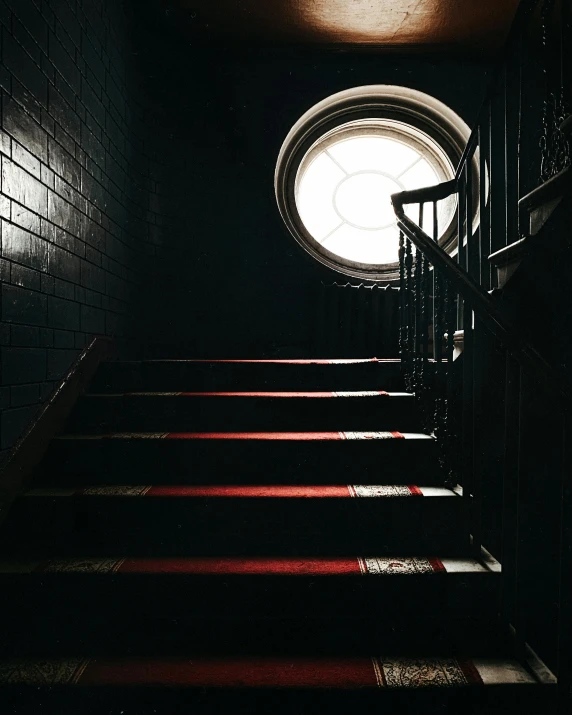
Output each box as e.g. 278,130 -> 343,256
0,358 -> 554,713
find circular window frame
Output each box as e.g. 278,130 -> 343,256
275,85 -> 473,282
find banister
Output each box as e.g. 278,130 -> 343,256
391,2 -> 571,699
518,165 -> 572,212
392,192 -> 572,401
392,180 -> 457,206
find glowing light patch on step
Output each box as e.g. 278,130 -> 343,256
349,485 -> 422,497
374,657 -> 483,687
173,358 -> 391,364
342,432 -> 403,440
358,557 -> 445,575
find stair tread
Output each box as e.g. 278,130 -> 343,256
85,391 -> 412,397
6,353 -> 529,707
0,653 -> 544,688
54,431 -> 433,440
0,555 -> 497,575
116,358 -> 401,365
25,484 -> 454,497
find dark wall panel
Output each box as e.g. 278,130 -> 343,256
133,28 -> 491,359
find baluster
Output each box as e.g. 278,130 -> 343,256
419,254 -> 429,417
462,299 -> 474,550
457,169 -> 466,328
432,202 -> 442,364
444,279 -> 457,487
398,231 -> 406,361
404,236 -> 414,391
419,204 -> 429,392
413,245 -> 422,394
412,204 -> 424,393
431,202 -> 445,439
471,316 -> 483,556
465,153 -> 475,278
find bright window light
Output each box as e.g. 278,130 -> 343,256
295,123 -> 456,266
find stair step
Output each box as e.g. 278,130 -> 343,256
91,358 -> 405,392
0,646 -> 552,715
3,485 -> 466,556
43,431 -> 439,482
0,654 -> 540,689
69,391 -> 421,432
0,555 -> 499,621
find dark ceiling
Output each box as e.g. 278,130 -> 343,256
158,0 -> 521,53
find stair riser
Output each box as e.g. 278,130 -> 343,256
4,497 -> 466,556
92,361 -> 405,393
0,573 -> 498,622
69,395 -> 421,433
0,617 -> 505,658
1,686 -> 552,715
44,438 -> 439,481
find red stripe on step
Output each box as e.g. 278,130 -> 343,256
428,558 -> 446,572
180,391 -> 336,398
78,657 -> 380,688
163,432 -> 404,440
117,558 -> 363,575
165,432 -> 345,440
177,391 -> 389,398
186,359 -> 383,364
147,486 -> 353,497
408,485 -> 423,495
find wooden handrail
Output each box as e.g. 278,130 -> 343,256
391,190 -> 572,400
519,165 -> 572,212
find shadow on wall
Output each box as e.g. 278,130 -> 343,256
0,0 -> 181,460
132,25 -> 491,358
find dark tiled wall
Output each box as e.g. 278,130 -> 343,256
0,0 -> 169,459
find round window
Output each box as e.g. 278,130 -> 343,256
275,86 -> 472,281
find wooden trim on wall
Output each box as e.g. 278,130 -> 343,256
0,337 -> 117,524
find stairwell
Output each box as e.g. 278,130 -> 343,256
0,358 -> 554,713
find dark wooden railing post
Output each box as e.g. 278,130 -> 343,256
457,170 -> 467,328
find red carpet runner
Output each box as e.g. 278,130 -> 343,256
0,656 -> 483,688
71,485 -> 423,497
102,432 -> 405,440
31,556 -> 446,575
